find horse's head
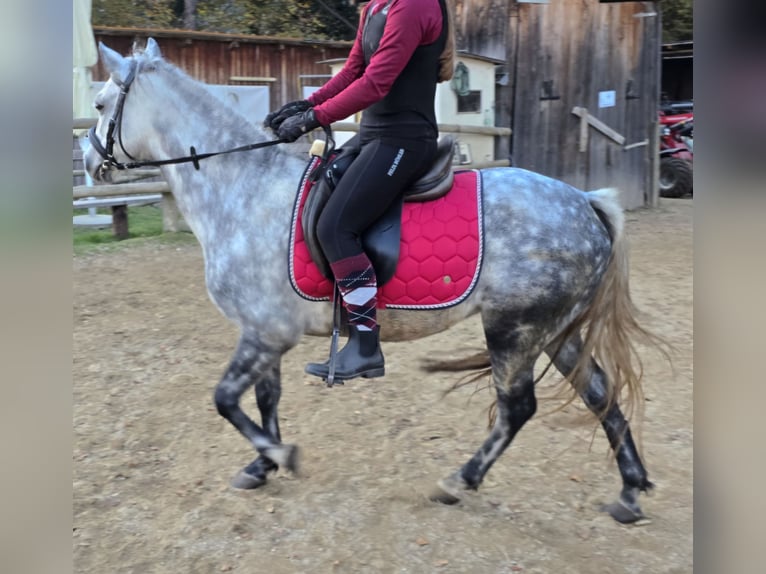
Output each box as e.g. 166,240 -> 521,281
83,38 -> 164,183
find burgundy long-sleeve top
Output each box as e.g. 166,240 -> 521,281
307,0 -> 444,126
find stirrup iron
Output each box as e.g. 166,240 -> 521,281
326,282 -> 342,387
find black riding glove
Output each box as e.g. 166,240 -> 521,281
263,99 -> 312,131
277,109 -> 322,142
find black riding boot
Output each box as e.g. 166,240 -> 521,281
305,325 -> 385,381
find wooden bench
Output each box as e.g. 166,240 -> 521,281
73,194 -> 163,209
73,133 -> 186,239
73,194 -> 163,239
73,180 -> 188,239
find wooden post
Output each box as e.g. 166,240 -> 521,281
111,205 -> 129,239
161,193 -> 190,233
576,107 -> 589,153
571,107 -> 626,146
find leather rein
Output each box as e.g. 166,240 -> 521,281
87,59 -> 292,172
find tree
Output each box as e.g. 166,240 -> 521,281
92,0 -> 360,40
312,0 -> 359,39
192,1 -> 256,34
92,0 -> 176,29
246,1 -> 358,40
182,0 -> 197,30
660,0 -> 693,44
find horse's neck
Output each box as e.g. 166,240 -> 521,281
145,76 -> 258,182
163,148 -> 301,251
140,73 -> 301,247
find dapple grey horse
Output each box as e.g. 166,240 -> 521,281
83,38 -> 660,523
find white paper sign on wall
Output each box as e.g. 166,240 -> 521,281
598,90 -> 616,108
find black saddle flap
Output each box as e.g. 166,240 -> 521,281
361,199 -> 403,286
301,140 -> 361,281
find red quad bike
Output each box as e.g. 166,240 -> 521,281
658,111 -> 694,198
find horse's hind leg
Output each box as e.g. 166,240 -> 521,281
214,335 -> 298,488
431,368 -> 537,504
545,336 -> 653,523
431,321 -> 540,504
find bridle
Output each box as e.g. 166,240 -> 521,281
87,58 -> 302,173
87,59 -> 139,171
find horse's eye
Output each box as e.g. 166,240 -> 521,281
94,102 -> 104,112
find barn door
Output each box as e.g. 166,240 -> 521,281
509,0 -> 661,208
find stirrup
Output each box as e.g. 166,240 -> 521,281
326,282 -> 342,387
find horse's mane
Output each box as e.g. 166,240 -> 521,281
131,46 -> 190,84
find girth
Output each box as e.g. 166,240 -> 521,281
302,135 -> 455,284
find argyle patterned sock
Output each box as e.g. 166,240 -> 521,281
329,253 -> 378,331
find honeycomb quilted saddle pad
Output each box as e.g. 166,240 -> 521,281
288,168 -> 484,310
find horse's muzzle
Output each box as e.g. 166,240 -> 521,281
83,150 -> 111,183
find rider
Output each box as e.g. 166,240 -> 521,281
266,0 -> 454,381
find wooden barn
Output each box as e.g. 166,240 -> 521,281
661,40 -> 693,104
90,27 -> 352,119
88,0 -> 662,208
453,0 -> 662,208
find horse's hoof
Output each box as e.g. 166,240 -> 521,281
429,478 -> 462,505
230,470 -> 267,490
601,500 -> 646,524
263,444 -> 300,474
283,444 -> 300,474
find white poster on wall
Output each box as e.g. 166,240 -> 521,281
207,85 -> 271,122
598,90 -> 616,108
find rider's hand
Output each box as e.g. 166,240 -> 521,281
263,100 -> 312,132
277,109 -> 321,142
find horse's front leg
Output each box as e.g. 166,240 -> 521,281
231,364 -> 284,489
214,336 -> 298,486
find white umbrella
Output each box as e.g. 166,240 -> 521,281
73,0 -> 111,228
73,0 -> 98,127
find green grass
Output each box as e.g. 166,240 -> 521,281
73,205 -> 197,255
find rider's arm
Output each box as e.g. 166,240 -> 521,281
310,0 -> 443,126
306,8 -> 367,107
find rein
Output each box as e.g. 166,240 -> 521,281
89,126 -> 288,171
87,58 -> 291,172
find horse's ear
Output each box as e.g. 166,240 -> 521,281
144,37 -> 162,59
98,41 -> 131,83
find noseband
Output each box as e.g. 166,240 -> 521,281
87,57 -> 295,173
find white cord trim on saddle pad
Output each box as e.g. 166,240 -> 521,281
288,156 -> 332,302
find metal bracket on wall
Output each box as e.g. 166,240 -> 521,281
540,80 -> 560,101
623,139 -> 649,151
571,107 -> 626,152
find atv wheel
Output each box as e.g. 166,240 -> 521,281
659,157 -> 693,198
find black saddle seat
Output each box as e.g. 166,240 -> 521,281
401,135 -> 455,202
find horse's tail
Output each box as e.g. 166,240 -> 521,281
564,187 -> 667,422
587,187 -> 625,245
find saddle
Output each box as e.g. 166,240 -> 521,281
302,135 -> 456,284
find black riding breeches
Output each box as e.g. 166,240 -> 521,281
316,137 -> 437,263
